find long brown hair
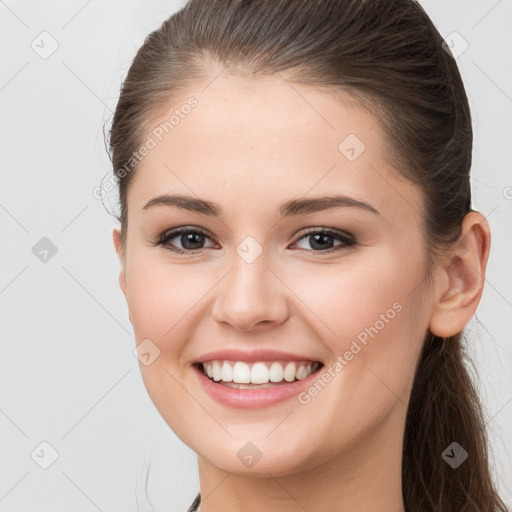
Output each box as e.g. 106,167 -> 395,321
106,0 -> 509,509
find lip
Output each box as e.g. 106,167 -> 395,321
193,361 -> 324,409
192,348 -> 322,364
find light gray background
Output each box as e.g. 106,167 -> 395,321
0,1 -> 511,510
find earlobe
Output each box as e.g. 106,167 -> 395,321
428,212 -> 491,338
118,267 -> 128,298
112,228 -> 128,298
112,228 -> 124,259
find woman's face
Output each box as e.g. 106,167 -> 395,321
114,73 -> 436,476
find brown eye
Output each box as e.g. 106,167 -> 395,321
152,227 -> 216,254
292,229 -> 356,253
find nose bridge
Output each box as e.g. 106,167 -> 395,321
211,237 -> 288,330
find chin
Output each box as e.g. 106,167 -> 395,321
197,438 -> 324,478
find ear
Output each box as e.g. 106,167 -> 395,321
112,228 -> 128,299
429,211 -> 491,337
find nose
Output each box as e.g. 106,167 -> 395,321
211,250 -> 290,331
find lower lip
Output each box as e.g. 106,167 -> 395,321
193,363 -> 323,409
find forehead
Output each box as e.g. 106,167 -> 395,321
129,73 -> 422,224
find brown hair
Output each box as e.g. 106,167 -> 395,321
106,0 -> 508,510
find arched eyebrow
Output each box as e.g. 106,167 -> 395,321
142,193 -> 380,217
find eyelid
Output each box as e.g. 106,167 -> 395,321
292,226 -> 355,243
157,225 -> 212,243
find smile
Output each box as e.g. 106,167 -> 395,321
193,358 -> 324,408
200,360 -> 321,386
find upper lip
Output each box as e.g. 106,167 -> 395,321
193,349 -> 322,364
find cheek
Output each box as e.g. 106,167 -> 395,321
124,256 -> 199,424
124,251 -> 223,410
288,248 -> 428,412
289,247 -> 425,344
125,253 -> 208,345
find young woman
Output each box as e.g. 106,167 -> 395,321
107,0 -> 509,510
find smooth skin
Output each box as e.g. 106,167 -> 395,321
113,72 -> 490,512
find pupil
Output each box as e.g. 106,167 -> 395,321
182,232 -> 204,250
310,234 -> 332,250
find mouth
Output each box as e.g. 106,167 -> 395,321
194,359 -> 324,388
192,358 -> 325,408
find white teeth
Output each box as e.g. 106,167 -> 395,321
283,362 -> 296,382
251,362 -> 269,384
296,365 -> 309,380
269,361 -> 283,382
221,361 -> 233,382
232,361 -> 251,383
212,361 -> 222,381
201,360 -> 320,384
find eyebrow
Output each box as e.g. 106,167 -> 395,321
142,193 -> 380,217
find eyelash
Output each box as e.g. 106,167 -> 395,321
150,226 -> 357,255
